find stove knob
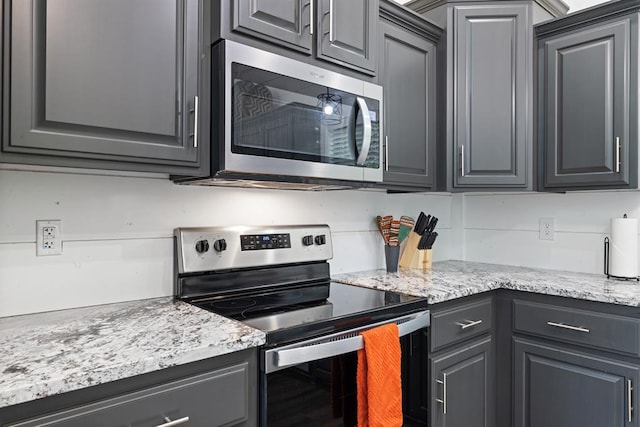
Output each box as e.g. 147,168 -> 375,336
213,239 -> 227,252
302,235 -> 314,246
195,239 -> 209,254
314,234 -> 326,245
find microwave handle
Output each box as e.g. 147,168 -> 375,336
355,97 -> 372,166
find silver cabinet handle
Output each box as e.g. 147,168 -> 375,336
616,137 -> 621,173
329,0 -> 335,42
156,416 -> 190,427
456,319 -> 483,330
385,136 -> 389,171
190,96 -> 199,148
268,310 -> 430,372
547,321 -> 590,333
355,97 -> 372,166
629,379 -> 634,423
436,373 -> 447,414
460,145 -> 465,177
309,0 -> 314,35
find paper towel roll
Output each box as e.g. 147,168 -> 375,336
610,216 -> 639,278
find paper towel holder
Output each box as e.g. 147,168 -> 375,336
604,235 -> 640,281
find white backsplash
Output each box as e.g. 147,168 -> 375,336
0,168 -> 452,317
4,166 -> 639,318
462,191 -> 640,275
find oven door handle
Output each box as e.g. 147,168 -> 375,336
267,310 -> 430,373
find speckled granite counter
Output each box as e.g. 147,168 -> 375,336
334,260 -> 640,307
0,297 -> 265,409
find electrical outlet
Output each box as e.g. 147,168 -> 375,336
36,220 -> 62,256
539,217 -> 555,241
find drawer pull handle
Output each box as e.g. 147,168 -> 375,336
457,319 -> 483,330
436,374 -> 447,414
156,416 -> 190,427
547,321 -> 590,333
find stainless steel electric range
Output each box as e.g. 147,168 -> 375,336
174,225 -> 429,426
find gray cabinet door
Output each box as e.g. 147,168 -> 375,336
430,336 -> 495,427
514,337 -> 639,427
540,17 -> 636,189
316,0 -> 378,73
4,0 -> 202,171
379,20 -> 436,188
453,5 -> 529,188
232,0 -> 312,53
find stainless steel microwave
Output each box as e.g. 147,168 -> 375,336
175,40 -> 383,190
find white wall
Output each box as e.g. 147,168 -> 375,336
462,191 -> 640,275
0,166 -> 453,317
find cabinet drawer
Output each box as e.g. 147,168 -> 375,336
10,363 -> 252,427
513,300 -> 640,356
431,297 -> 493,352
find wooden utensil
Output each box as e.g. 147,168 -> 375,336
376,215 -> 386,243
381,215 -> 393,244
389,219 -> 400,246
399,216 -> 415,243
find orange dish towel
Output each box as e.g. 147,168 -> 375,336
357,323 -> 403,427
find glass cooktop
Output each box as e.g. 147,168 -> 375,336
194,282 -> 428,346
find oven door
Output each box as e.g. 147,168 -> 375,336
262,310 -> 430,426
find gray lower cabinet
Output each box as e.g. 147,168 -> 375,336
1,0 -> 209,174
514,337 -> 639,427
428,295 -> 495,427
378,1 -> 440,190
1,349 -> 258,427
229,0 -> 378,74
536,6 -> 639,190
430,336 -> 495,427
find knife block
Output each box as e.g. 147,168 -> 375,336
399,232 -> 433,269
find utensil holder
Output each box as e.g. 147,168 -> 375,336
399,232 -> 421,267
399,234 -> 433,270
384,245 -> 400,273
410,249 -> 432,270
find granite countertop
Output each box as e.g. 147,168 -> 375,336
0,297 -> 265,409
334,260 -> 640,307
4,260 -> 639,410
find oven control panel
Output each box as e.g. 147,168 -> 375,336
240,233 -> 291,251
175,225 -> 333,274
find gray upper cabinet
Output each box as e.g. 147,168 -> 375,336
379,2 -> 441,190
408,0 -> 566,191
2,0 -> 208,174
232,0 -> 312,53
452,5 -> 529,188
230,0 -> 378,74
537,8 -> 639,190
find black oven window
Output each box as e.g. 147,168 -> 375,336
230,63 -> 380,170
267,355 -> 357,427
